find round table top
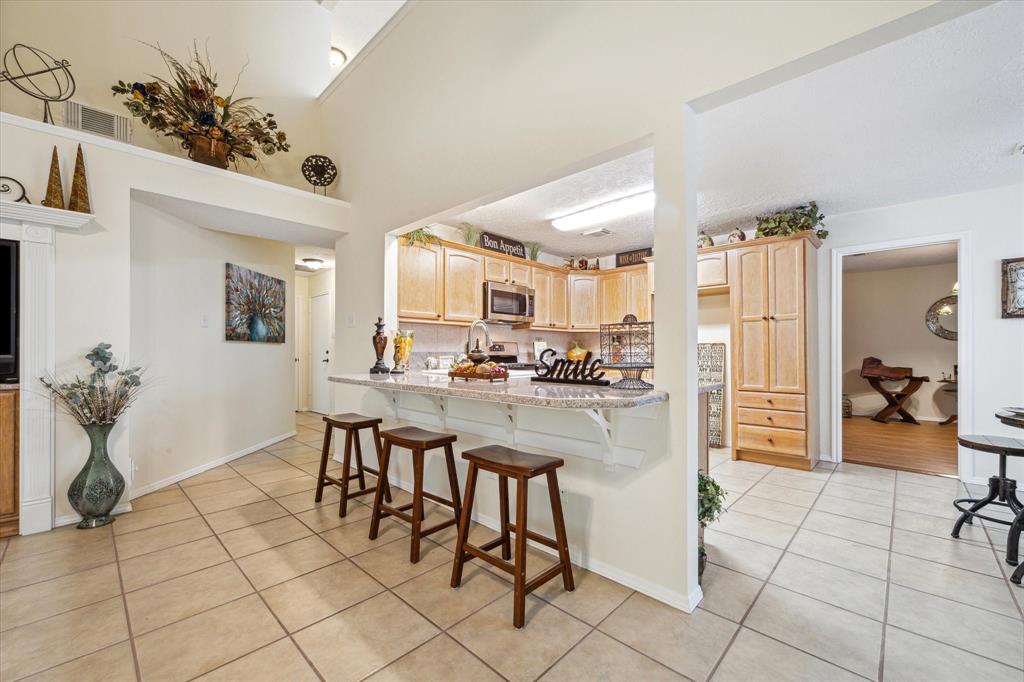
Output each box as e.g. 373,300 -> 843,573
958,434 -> 1024,455
996,409 -> 1024,430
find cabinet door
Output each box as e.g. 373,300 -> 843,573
0,391 -> 17,538
444,248 -> 484,322
647,261 -> 655,295
508,262 -> 532,287
532,268 -> 552,328
550,273 -> 569,328
398,241 -> 443,320
569,274 -> 599,330
733,246 -> 770,392
484,257 -> 509,283
599,273 -> 628,324
627,269 -> 651,320
697,251 -> 728,288
768,239 -> 806,393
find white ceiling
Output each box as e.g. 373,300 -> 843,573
842,242 -> 957,273
448,2 -> 1023,257
325,0 -> 406,82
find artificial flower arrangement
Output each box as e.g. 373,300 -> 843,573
112,42 -> 289,168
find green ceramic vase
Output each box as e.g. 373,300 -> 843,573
67,423 -> 125,529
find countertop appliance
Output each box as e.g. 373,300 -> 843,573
486,342 -> 536,371
483,281 -> 534,324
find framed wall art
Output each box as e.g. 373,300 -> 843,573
225,263 -> 286,343
1002,257 -> 1024,319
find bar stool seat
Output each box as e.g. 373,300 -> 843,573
369,426 -> 461,563
451,444 -> 575,628
316,413 -> 392,518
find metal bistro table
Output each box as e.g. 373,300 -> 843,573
952,433 -> 1024,585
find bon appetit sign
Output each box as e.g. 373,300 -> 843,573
480,232 -> 527,259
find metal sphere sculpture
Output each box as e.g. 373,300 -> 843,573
301,155 -> 338,195
0,43 -> 76,124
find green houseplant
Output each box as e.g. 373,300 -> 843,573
459,222 -> 481,247
525,242 -> 542,261
40,344 -> 144,528
698,471 -> 727,578
755,201 -> 828,241
402,227 -> 439,248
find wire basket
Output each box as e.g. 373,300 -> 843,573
600,315 -> 654,390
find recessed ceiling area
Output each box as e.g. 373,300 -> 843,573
842,242 -> 957,273
447,2 -> 1022,257
322,0 -> 406,83
295,245 -> 336,274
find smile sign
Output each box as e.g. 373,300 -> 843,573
531,348 -> 610,386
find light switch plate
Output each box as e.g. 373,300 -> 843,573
345,312 -> 355,328
199,313 -> 209,328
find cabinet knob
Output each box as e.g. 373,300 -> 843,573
762,316 -> 768,321
767,399 -> 773,404
769,315 -> 776,320
766,416 -> 773,421
767,436 -> 774,443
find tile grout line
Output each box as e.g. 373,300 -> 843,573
109,524 -> 145,682
876,471 -> 899,682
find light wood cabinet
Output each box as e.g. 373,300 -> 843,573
397,241 -> 443,320
532,268 -> 551,328
484,257 -> 509,283
697,251 -> 728,289
599,272 -> 628,324
443,247 -> 484,322
550,273 -> 569,328
569,274 -> 598,330
627,269 -> 651,321
0,390 -> 18,538
508,262 -> 532,287
730,234 -> 818,471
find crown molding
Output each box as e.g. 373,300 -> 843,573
0,199 -> 95,230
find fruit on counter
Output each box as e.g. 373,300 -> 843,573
450,360 -> 508,378
567,340 -> 587,362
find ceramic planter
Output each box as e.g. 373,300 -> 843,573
67,423 -> 125,528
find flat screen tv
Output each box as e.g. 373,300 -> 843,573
0,239 -> 17,383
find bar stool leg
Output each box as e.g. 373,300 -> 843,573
411,448 -> 425,563
368,440 -> 392,540
314,424 -> 333,503
546,470 -> 575,591
371,425 -> 393,503
338,429 -> 354,518
498,475 -> 511,560
952,477 -> 998,537
443,444 -> 462,525
1007,508 -> 1024,566
513,477 -> 529,629
451,462 -> 478,588
353,433 -> 368,492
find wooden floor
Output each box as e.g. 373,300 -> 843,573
842,416 -> 958,476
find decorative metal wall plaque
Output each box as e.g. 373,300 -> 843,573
697,342 -> 726,447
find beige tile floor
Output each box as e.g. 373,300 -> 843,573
1,415 -> 1022,681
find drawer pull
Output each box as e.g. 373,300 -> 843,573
766,416 -> 773,421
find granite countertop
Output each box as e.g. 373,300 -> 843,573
330,372 -> 670,409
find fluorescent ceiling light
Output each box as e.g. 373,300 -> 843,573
330,47 -> 347,68
551,191 -> 654,231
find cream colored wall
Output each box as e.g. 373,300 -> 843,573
0,1 -> 329,189
698,294 -> 731,446
319,0 -> 938,607
842,263 -> 957,421
129,202 -> 296,493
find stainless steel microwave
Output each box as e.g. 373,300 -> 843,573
483,281 -> 534,323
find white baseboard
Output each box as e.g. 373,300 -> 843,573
19,497 -> 55,535
55,501 -> 133,528
382,470 -> 697,613
129,430 -> 297,498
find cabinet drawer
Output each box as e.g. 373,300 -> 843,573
737,407 -> 805,430
736,391 -> 806,412
737,424 -> 806,458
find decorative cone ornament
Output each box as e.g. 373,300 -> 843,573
68,144 -> 91,213
42,146 -> 64,209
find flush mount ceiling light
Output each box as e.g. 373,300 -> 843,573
551,190 -> 655,232
302,257 -> 325,270
330,47 -> 347,68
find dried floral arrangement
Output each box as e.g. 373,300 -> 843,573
111,42 -> 289,166
755,201 -> 828,240
40,344 -> 144,425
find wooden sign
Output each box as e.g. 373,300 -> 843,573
480,232 -> 527,259
531,348 -> 610,386
615,247 -> 653,268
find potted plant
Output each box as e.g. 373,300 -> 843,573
40,344 -> 144,528
401,227 -> 439,248
525,242 -> 542,261
755,201 -> 828,240
459,222 -> 481,247
112,43 -> 289,169
698,470 -> 727,580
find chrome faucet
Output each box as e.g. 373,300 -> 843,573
466,319 -> 492,355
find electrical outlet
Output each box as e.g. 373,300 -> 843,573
199,313 -> 209,328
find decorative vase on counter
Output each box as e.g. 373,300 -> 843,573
370,317 -> 390,374
566,341 -> 587,362
697,231 -> 715,248
727,227 -> 747,243
68,423 -> 126,528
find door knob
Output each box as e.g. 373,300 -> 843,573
321,358 -> 329,363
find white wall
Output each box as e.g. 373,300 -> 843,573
698,293 -> 731,446
842,263 -> 958,421
129,202 -> 296,493
818,184 -> 1024,482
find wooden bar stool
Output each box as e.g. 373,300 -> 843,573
316,413 -> 392,518
368,426 -> 462,563
450,444 -> 574,628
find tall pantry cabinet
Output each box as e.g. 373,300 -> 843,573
729,233 -> 819,470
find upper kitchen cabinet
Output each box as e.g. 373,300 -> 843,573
569,273 -> 599,330
697,251 -> 729,293
550,272 -> 569,328
398,240 -> 443,320
767,239 -> 806,394
599,272 -> 628,324
444,247 -> 484,322
508,261 -> 532,287
627,268 -> 651,321
532,268 -> 551,328
484,256 -> 509,283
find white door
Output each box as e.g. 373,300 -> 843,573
311,294 -> 332,414
295,291 -> 309,411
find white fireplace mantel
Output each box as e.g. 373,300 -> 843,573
1,200 -> 95,534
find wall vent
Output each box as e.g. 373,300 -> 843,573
59,101 -> 133,144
